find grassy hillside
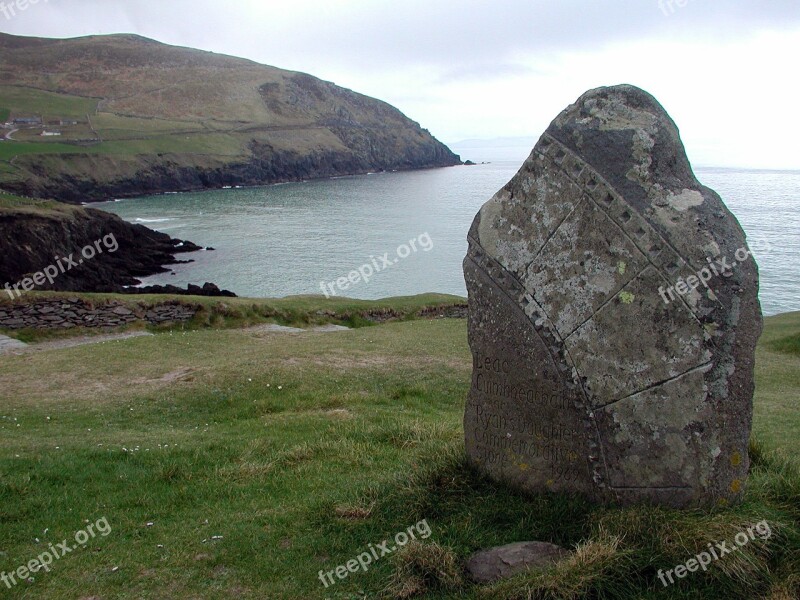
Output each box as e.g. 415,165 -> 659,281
0,297 -> 797,599
0,33 -> 460,202
0,191 -> 66,214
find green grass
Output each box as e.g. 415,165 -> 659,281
0,108 -> 10,122
0,85 -> 97,119
769,332 -> 800,356
0,192 -> 66,213
0,84 -> 246,163
0,84 -> 266,163
99,133 -> 247,156
0,133 -> 248,161
91,113 -> 209,139
0,161 -> 17,175
751,311 -> 800,454
0,301 -> 797,599
0,141 -> 91,161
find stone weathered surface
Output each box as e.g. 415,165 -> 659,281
466,541 -> 569,584
463,85 -> 762,507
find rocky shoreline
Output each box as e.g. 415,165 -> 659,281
0,199 -> 235,296
5,144 -> 461,205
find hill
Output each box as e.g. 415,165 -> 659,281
0,33 -> 460,203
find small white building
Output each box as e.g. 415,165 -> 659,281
41,131 -> 62,137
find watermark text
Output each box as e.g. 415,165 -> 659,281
1,0 -> 49,21
1,517 -> 111,589
657,520 -> 771,587
318,519 -> 431,587
658,246 -> 753,305
320,233 -> 433,298
4,233 -> 118,299
659,0 -> 695,16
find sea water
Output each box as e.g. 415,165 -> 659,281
96,147 -> 799,316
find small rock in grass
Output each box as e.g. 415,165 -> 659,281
466,541 -> 569,584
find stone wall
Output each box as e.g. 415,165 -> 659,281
0,297 -> 199,330
417,304 -> 468,319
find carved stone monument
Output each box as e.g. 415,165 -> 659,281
463,85 -> 762,507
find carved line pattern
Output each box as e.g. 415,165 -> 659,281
511,185 -> 641,342
495,148 -> 711,391
532,136 -> 722,400
468,134 -> 736,495
563,266 -> 657,343
596,361 -> 713,410
465,241 -> 611,495
533,134 -> 724,324
533,142 -> 724,494
468,243 -> 708,496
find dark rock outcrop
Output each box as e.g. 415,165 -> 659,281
123,282 -> 236,297
0,200 -> 231,295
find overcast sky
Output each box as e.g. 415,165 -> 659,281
2,0 -> 799,168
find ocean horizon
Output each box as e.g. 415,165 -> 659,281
97,146 -> 800,317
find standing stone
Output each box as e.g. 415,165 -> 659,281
463,85 -> 762,508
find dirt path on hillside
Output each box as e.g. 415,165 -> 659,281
0,323 -> 351,355
0,331 -> 153,355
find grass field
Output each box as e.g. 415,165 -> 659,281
0,134 -> 249,161
0,192 -> 71,214
0,85 -> 248,166
0,141 -> 92,161
90,114 -> 211,140
0,86 -> 97,120
0,298 -> 797,599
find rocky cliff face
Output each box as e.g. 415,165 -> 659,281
0,33 -> 461,203
0,199 -> 206,293
18,140 -> 458,204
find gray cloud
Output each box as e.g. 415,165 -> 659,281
1,0 -> 799,74
437,62 -> 543,84
1,0 -> 798,167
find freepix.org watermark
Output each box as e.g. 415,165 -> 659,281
4,233 -> 119,299
657,520 -> 772,587
1,517 -> 111,589
318,519 -> 432,588
0,0 -> 49,20
319,233 -> 433,298
658,0 -> 695,16
658,245 -> 753,305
